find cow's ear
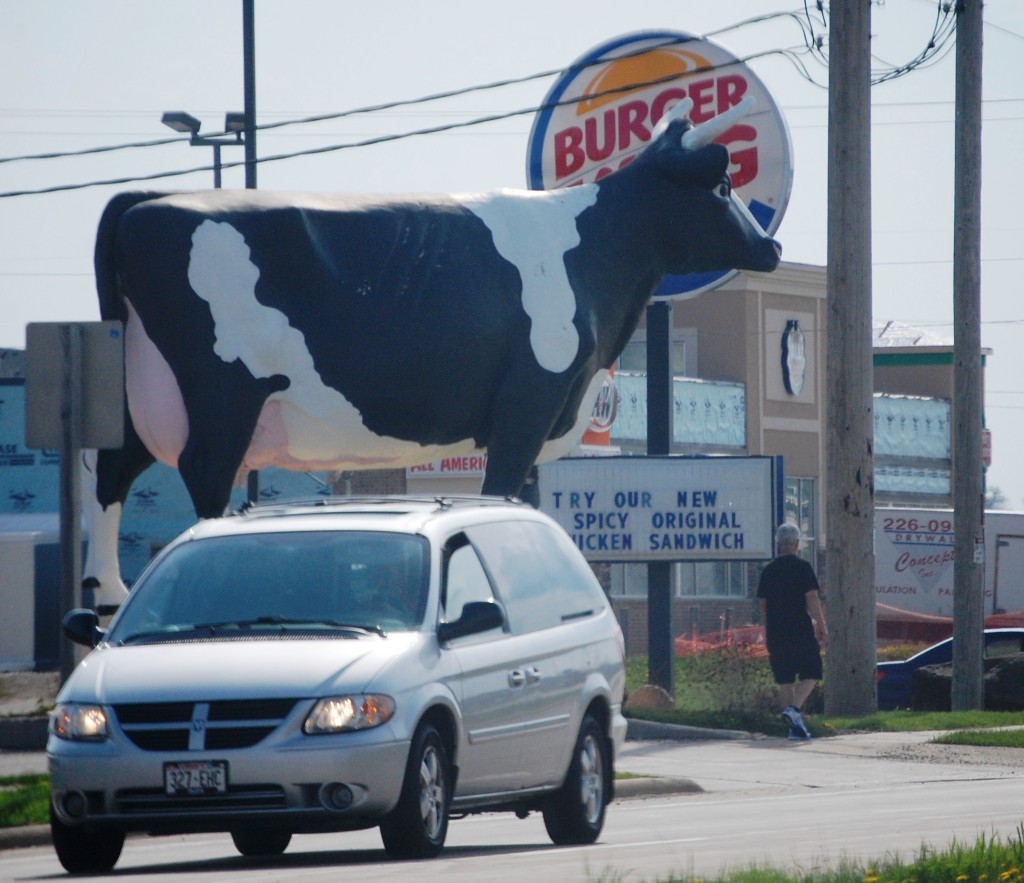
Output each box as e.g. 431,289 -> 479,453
656,141 -> 730,189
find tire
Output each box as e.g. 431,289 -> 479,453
543,714 -> 610,845
379,723 -> 451,858
230,828 -> 292,857
49,805 -> 125,874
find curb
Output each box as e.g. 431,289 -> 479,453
0,823 -> 49,851
615,775 -> 702,798
0,716 -> 47,752
625,718 -> 751,742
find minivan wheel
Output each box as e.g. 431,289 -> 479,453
230,827 -> 292,856
50,805 -> 125,873
379,723 -> 450,858
543,714 -> 609,845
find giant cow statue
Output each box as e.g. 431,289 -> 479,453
83,98 -> 781,606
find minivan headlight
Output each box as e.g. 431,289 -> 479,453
303,695 -> 396,735
50,703 -> 109,742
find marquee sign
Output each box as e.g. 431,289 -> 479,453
539,455 -> 780,562
527,30 -> 793,298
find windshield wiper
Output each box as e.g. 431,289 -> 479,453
192,617 -> 387,637
116,629 -> 179,646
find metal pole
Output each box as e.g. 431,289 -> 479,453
212,143 -> 222,189
243,0 -> 257,190
951,0 -> 985,710
59,325 -> 83,682
243,0 -> 260,505
646,300 -> 675,696
824,0 -> 877,715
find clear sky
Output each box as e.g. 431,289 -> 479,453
2,1 -> 1022,502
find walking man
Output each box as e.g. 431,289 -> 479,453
757,522 -> 827,740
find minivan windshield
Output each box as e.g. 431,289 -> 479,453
108,531 -> 430,643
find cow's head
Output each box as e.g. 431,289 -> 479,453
636,97 -> 782,275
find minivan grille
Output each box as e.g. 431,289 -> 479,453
113,699 -> 299,751
114,784 -> 287,814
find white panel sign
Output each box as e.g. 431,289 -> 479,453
539,456 -> 776,562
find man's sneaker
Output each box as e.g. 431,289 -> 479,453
782,706 -> 812,740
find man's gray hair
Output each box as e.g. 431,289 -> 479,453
775,522 -> 801,548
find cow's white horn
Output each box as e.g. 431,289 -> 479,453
681,96 -> 757,149
650,98 -> 694,141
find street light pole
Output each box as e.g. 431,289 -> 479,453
160,111 -> 246,189
161,108 -> 260,505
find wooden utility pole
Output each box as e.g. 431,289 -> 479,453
951,0 -> 985,710
824,0 -> 877,715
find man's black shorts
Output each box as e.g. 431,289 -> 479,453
768,639 -> 823,684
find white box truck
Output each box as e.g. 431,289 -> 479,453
875,507 -> 1024,618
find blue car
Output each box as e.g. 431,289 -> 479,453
876,628 -> 1024,710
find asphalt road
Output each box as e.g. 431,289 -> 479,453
4,728 -> 1024,880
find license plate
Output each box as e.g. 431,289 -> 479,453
164,760 -> 228,796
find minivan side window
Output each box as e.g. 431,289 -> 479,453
466,520 -> 603,634
442,535 -> 497,626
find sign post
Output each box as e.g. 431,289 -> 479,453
25,321 -> 124,681
59,326 -> 83,682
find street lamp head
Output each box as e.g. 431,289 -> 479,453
224,112 -> 247,133
161,111 -> 202,136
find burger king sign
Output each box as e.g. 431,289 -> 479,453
527,30 -> 792,298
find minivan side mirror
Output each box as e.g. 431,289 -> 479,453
62,608 -> 106,648
437,600 -> 504,644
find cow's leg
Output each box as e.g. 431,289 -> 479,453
481,374 -> 567,498
176,366 -> 289,518
82,419 -> 156,610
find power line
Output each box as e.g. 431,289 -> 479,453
0,31 -> 727,167
0,43 -> 812,199
0,5 -> 969,198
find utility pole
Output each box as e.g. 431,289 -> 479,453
824,0 -> 877,715
951,0 -> 985,710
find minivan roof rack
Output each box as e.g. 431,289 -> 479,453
236,493 -> 524,516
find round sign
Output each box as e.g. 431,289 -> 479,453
526,30 -> 793,299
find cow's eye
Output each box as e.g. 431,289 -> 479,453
717,179 -> 731,198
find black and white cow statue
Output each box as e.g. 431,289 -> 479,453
83,97 -> 781,606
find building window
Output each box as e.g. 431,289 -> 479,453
784,476 -> 816,563
618,328 -> 697,377
609,563 -> 648,598
609,560 -> 747,599
676,560 -> 748,598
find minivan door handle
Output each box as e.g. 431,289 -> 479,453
525,666 -> 542,685
507,670 -> 525,688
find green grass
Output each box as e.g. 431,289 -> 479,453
0,774 -> 49,828
625,654 -> 1024,740
934,727 -> 1024,749
590,829 -> 1024,882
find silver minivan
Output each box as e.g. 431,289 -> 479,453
48,496 -> 627,873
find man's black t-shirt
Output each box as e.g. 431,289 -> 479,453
756,553 -> 820,651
